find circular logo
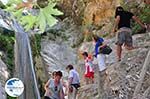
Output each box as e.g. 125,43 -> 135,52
5,78 -> 24,97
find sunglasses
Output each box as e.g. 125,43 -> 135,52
55,86 -> 57,91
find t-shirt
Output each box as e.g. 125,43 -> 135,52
117,11 -> 134,29
45,79 -> 63,99
95,37 -> 104,57
68,69 -> 80,84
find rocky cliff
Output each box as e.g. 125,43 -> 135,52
41,18 -> 82,76
40,13 -> 150,99
0,57 -> 9,99
77,32 -> 150,99
39,0 -> 150,98
59,0 -> 121,34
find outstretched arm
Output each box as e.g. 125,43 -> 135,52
112,15 -> 120,33
99,41 -> 107,48
44,80 -> 50,91
132,16 -> 146,28
68,77 -> 73,86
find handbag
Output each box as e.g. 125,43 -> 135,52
99,45 -> 112,55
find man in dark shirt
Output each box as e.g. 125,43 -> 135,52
112,6 -> 146,61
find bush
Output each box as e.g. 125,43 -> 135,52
122,2 -> 150,34
132,5 -> 150,34
0,28 -> 15,76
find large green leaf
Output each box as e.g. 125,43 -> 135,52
46,3 -> 63,15
36,9 -> 46,33
2,0 -> 63,33
43,8 -> 58,27
13,8 -> 24,19
20,15 -> 36,31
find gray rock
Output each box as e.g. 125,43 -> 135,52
41,40 -> 78,77
0,59 -> 9,99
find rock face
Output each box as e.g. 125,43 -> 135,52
58,0 -> 122,36
40,11 -> 150,98
77,33 -> 150,99
0,58 -> 9,99
41,18 -> 81,76
41,41 -> 77,74
59,0 -> 120,24
39,0 -> 149,98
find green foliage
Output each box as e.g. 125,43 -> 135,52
20,15 -> 37,30
0,1 -> 6,8
3,0 -> 63,33
30,34 -> 41,57
122,1 -> 150,34
132,5 -> 150,34
7,95 -> 16,99
7,0 -> 22,5
0,29 -> 15,76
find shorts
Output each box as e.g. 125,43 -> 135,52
84,72 -> 94,78
44,96 -> 51,99
116,27 -> 133,46
71,83 -> 80,90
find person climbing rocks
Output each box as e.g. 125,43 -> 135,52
44,71 -> 65,99
92,34 -> 108,98
52,71 -> 56,79
82,52 -> 94,84
66,64 -> 80,99
51,71 -> 68,98
93,34 -> 107,72
112,6 -> 146,61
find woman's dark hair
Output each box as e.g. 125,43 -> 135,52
92,34 -> 99,42
66,64 -> 74,70
52,71 -> 56,77
115,6 -> 124,18
82,52 -> 88,57
55,71 -> 63,77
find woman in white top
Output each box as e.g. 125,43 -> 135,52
44,71 -> 64,99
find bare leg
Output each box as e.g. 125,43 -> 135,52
124,45 -> 138,50
117,45 -> 122,61
73,87 -> 77,99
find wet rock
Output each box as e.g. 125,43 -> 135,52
0,59 -> 9,99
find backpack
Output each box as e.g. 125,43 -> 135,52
99,45 -> 112,55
